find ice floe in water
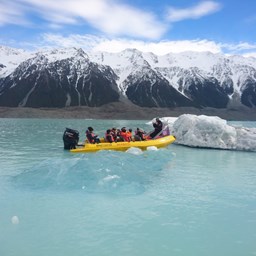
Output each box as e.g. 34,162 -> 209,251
171,114 -> 256,151
11,216 -> 19,224
149,114 -> 256,151
147,146 -> 158,151
126,147 -> 143,155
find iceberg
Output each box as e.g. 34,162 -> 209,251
149,114 -> 256,151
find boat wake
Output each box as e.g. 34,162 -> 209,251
11,149 -> 173,194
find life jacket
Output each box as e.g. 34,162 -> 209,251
111,130 -> 117,141
86,130 -> 95,143
116,130 -> 124,141
126,131 -> 132,141
105,132 -> 114,143
120,131 -> 130,142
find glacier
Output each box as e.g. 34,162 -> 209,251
149,114 -> 256,151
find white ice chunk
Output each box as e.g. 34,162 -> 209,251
11,216 -> 19,224
170,114 -> 256,151
147,146 -> 158,151
126,147 -> 143,155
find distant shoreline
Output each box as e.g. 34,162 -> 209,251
0,103 -> 256,121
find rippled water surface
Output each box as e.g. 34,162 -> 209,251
0,118 -> 256,256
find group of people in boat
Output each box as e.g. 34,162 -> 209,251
85,118 -> 165,144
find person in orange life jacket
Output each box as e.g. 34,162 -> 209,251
116,129 -> 124,141
149,118 -> 163,139
105,129 -> 114,143
86,127 -> 100,144
120,127 -> 130,142
126,128 -> 133,141
135,127 -> 146,141
111,128 -> 118,142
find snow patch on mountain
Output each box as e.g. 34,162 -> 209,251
0,46 -> 33,77
89,49 -> 256,101
37,47 -> 89,63
1,46 -> 256,108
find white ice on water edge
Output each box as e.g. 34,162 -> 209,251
11,216 -> 19,224
149,114 -> 256,151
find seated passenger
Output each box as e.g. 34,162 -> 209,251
120,127 -> 130,142
85,127 -> 100,144
127,128 -> 133,141
116,129 -> 124,141
134,128 -> 146,141
111,128 -> 118,142
105,129 -> 114,143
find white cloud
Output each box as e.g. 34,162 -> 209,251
4,32 -> 256,58
93,38 -> 223,55
0,0 -> 222,40
38,34 -> 223,55
243,52 -> 256,58
37,34 -> 256,58
167,1 -> 222,22
221,42 -> 256,52
0,1 -> 28,26
219,42 -> 256,58
41,34 -> 103,50
18,0 -> 166,39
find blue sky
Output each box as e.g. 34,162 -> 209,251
0,0 -> 256,56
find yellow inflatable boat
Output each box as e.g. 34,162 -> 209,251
70,135 -> 176,153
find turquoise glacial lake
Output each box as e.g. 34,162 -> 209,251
0,118 -> 255,256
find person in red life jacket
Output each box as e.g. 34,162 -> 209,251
111,128 -> 118,142
120,127 -> 130,142
105,129 -> 114,143
149,118 -> 163,139
126,128 -> 133,141
135,127 -> 146,141
85,127 -> 100,144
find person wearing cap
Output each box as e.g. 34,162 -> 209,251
85,127 -> 100,143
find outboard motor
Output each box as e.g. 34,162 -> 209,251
63,128 -> 79,150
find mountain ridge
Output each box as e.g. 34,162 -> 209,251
0,46 -> 256,109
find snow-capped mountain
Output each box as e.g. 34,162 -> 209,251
0,47 -> 119,107
90,49 -> 256,108
0,46 -> 255,108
